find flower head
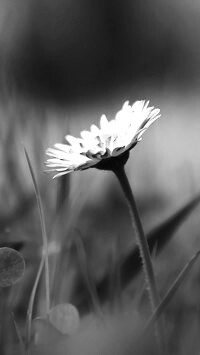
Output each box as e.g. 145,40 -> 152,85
45,100 -> 160,178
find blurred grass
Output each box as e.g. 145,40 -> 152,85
1,85 -> 200,354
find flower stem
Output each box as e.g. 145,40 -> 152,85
113,165 -> 163,352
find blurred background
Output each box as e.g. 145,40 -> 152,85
1,0 -> 200,354
1,0 -> 200,102
0,0 -> 199,203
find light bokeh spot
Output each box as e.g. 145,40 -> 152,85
49,303 -> 80,335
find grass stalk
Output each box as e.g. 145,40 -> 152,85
12,312 -> 26,355
26,256 -> 45,352
24,148 -> 50,350
144,249 -> 200,332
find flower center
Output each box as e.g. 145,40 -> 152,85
95,150 -> 130,171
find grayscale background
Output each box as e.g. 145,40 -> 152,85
1,1 -> 200,354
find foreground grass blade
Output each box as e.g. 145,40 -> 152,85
24,148 -> 50,313
24,148 -> 50,349
12,312 -> 25,355
26,256 -> 45,350
143,249 -> 200,332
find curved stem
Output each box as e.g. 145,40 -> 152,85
113,165 -> 164,353
113,166 -> 159,309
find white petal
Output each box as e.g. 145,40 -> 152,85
135,127 -> 147,140
144,114 -> 161,129
46,149 -> 69,160
131,100 -> 145,111
90,124 -> 100,136
53,171 -> 71,179
80,130 -> 94,141
122,101 -> 130,109
66,135 -> 83,148
54,143 -> 72,153
115,105 -> 133,132
100,114 -> 109,130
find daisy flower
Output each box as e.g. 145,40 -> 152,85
45,100 -> 163,341
45,100 -> 160,178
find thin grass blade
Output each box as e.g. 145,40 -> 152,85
11,312 -> 25,355
24,148 -> 50,350
144,249 -> 200,332
24,148 -> 50,314
26,256 -> 45,350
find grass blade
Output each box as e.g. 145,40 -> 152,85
26,256 -> 45,351
12,312 -> 25,355
24,148 -> 50,314
148,195 -> 200,254
24,148 -> 50,349
144,249 -> 200,332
